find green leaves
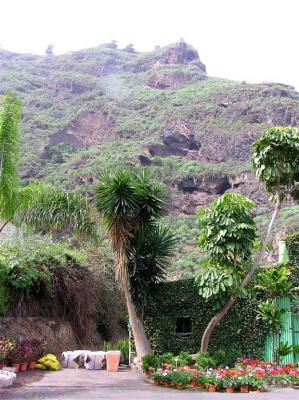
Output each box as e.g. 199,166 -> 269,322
95,168 -> 173,305
129,224 -> 177,310
255,265 -> 292,298
196,193 -> 256,266
256,299 -> 287,333
15,181 -> 99,240
252,126 -> 299,198
95,169 -> 167,252
194,261 -> 248,306
0,92 -> 21,220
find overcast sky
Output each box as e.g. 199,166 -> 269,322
1,0 -> 298,89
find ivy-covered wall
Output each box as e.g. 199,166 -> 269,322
144,279 -> 268,357
285,232 -> 299,290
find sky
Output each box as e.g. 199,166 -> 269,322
1,0 -> 298,90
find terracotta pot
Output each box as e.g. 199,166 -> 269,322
164,382 -> 171,388
208,385 -> 217,392
176,384 -> 184,390
106,351 -> 120,372
12,363 -> 20,372
240,385 -> 249,393
197,383 -> 206,389
28,361 -> 36,370
20,362 -> 28,372
226,387 -> 234,393
153,380 -> 160,385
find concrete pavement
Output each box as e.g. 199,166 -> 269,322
0,369 -> 297,400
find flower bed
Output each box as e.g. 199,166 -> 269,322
0,337 -> 49,372
148,358 -> 299,392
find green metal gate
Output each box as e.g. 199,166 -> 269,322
264,242 -> 299,364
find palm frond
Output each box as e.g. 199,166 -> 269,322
14,181 -> 99,240
128,224 -> 177,311
0,92 -> 21,220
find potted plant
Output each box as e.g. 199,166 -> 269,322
7,346 -> 21,373
222,375 -> 239,393
162,373 -> 172,387
27,339 -> 47,369
193,372 -> 206,389
291,374 -> 299,389
0,337 -> 15,369
159,353 -> 176,370
141,354 -> 160,376
18,341 -> 33,372
151,371 -> 163,385
238,373 -> 251,393
169,371 -> 192,389
205,373 -> 222,392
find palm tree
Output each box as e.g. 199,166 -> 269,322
128,225 -> 177,316
0,92 -> 21,228
0,91 -> 98,240
95,169 -> 172,359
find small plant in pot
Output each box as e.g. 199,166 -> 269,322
205,373 -> 222,392
0,337 -> 16,369
150,372 -> 163,385
27,339 -> 47,369
291,374 -> 299,389
159,353 -> 176,370
162,372 -> 172,387
141,354 -> 160,376
176,351 -> 192,368
169,371 -> 192,390
237,373 -> 251,393
192,372 -> 206,389
224,374 -> 241,393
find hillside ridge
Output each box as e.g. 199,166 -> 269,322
1,41 -> 299,276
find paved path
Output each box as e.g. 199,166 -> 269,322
0,369 -> 296,400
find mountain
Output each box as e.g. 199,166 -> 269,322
1,41 -> 299,277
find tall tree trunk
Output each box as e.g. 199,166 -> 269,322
200,194 -> 281,352
123,282 -> 152,360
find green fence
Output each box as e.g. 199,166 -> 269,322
264,242 -> 299,364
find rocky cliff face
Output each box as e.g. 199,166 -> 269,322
1,41 -> 299,253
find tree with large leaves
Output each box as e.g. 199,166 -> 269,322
197,126 -> 299,352
95,169 -> 175,359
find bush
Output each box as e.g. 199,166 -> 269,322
196,352 -> 216,370
103,339 -> 129,364
159,352 -> 176,367
177,351 -> 192,367
0,242 -> 96,341
141,354 -> 160,372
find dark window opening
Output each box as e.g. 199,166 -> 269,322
176,317 -> 192,337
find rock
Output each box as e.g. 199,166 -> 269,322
148,120 -> 200,157
0,370 -> 16,388
176,175 -> 231,195
138,155 -> 151,166
45,111 -> 114,150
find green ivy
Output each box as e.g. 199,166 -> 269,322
144,279 -> 268,357
284,232 -> 299,296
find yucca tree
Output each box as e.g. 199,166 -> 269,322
95,169 -> 170,359
128,224 -> 177,315
0,91 -> 98,240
